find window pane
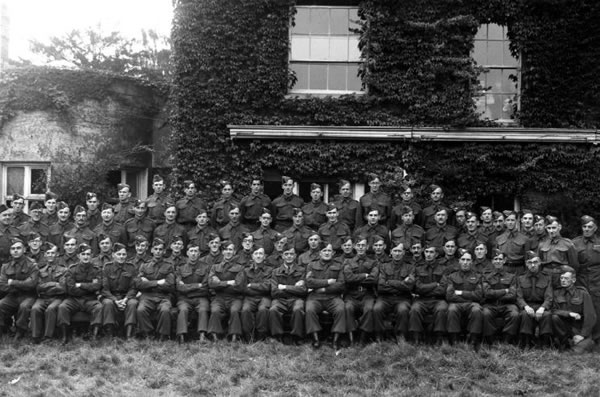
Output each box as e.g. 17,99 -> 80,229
501,70 -> 517,93
348,37 -> 361,61
291,36 -> 310,60
7,167 -> 24,196
487,69 -> 502,92
488,24 -> 504,40
475,25 -> 488,40
30,168 -> 47,195
291,63 -> 309,90
310,36 -> 330,61
349,8 -> 359,31
329,36 -> 349,61
487,41 -> 503,65
328,64 -> 347,90
294,8 -> 310,34
347,64 -> 362,91
330,8 -> 349,35
473,41 -> 487,65
310,8 -> 329,35
309,64 -> 327,90
503,42 -> 517,66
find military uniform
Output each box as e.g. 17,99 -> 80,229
374,259 -> 415,337
425,224 -> 458,249
124,216 -> 156,252
0,224 -> 23,263
187,225 -> 218,257
496,230 -> 530,275
298,248 -> 319,269
269,263 -> 307,338
283,224 -> 315,254
146,191 -> 172,225
332,195 -> 362,232
343,254 -> 379,336
302,201 -> 328,231
211,197 -> 239,230
219,221 -> 249,251
457,231 -> 491,255
63,225 -> 98,255
305,258 -> 346,336
31,260 -> 67,339
41,210 -> 58,227
48,221 -> 74,250
101,261 -> 138,331
390,201 -> 422,230
114,199 -> 135,225
176,197 -> 208,230
318,221 -> 351,252
0,256 -> 39,332
359,191 -> 391,226
135,258 -> 176,337
207,258 -> 246,337
409,260 -> 448,335
539,237 -> 579,288
175,258 -> 211,337
57,262 -> 102,329
93,220 -> 127,247
12,212 -> 30,228
573,233 -> 600,339
482,268 -> 519,340
239,193 -> 271,231
551,285 -> 597,351
391,224 -> 424,253
128,252 -> 151,272
271,194 -> 304,233
251,226 -> 278,255
516,269 -> 553,338
445,269 -> 484,339
153,221 -> 186,250
86,209 -> 101,231
19,219 -> 50,242
241,262 -> 272,340
353,223 -> 390,252
421,203 -> 452,230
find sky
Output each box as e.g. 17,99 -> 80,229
3,0 -> 174,61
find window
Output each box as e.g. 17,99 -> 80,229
290,5 -> 363,95
1,163 -> 50,209
473,24 -> 520,122
108,168 -> 149,200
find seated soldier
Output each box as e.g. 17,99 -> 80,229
101,243 -> 138,340
516,251 -> 553,348
373,243 -> 415,343
31,242 -> 66,343
57,243 -> 102,344
390,206 -> 424,253
305,242 -> 346,349
445,250 -> 484,348
134,238 -> 176,340
481,250 -> 519,344
338,237 -> 355,261
128,235 -> 151,270
343,237 -> 379,345
269,244 -> 307,344
353,207 -> 390,251
472,242 -> 492,273
175,243 -> 211,344
207,240 -> 246,342
0,238 -> 39,340
551,265 -> 597,353
409,244 -> 448,344
241,248 -> 272,342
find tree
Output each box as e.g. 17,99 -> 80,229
28,26 -> 172,79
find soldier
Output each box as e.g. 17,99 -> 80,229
175,243 -> 211,344
31,242 -> 66,343
0,204 -> 23,264
359,173 -> 391,227
211,180 -> 239,230
520,210 -> 535,239
271,176 -> 304,233
146,175 -> 172,225
515,251 -> 553,348
241,247 -> 272,341
153,204 -> 186,250
421,185 -> 452,230
492,211 -> 506,235
251,208 -> 278,255
283,208 -> 315,254
176,180 -> 207,231
539,215 -> 578,288
572,215 -> 600,342
25,232 -> 44,263
343,237 -> 379,344
495,210 -> 529,275
390,185 -> 422,230
445,250 -> 484,348
234,233 -> 254,266
58,237 -> 79,268
124,200 -> 156,253
305,242 -> 346,349
409,244 -> 448,344
473,242 -> 492,273
114,183 -> 135,225
481,250 -> 519,344
374,242 -> 415,343
338,237 -> 355,261
57,243 -> 102,343
219,204 -> 249,251
265,234 -> 287,269
166,236 -> 186,268
100,243 -> 138,339
48,202 -> 73,249
440,239 -> 459,274
318,203 -> 351,253
478,206 -> 496,239
239,177 -> 271,232
41,191 -> 59,226
19,201 -> 49,242
457,212 -> 490,255
390,206 -> 424,254
187,209 -> 218,257
332,179 -> 362,232
93,203 -> 127,247
0,238 -> 39,339
63,205 -> 98,255
353,207 -> 390,251
135,238 -> 176,340
10,194 -> 30,227
529,214 -> 548,252
298,232 -> 321,269
302,183 -> 328,231
128,235 -> 151,271
551,266 -> 596,353
372,235 -> 391,264
269,245 -> 307,344
200,233 -> 224,267
424,208 -> 458,250
453,207 -> 467,233
207,240 -> 246,342
85,192 -> 101,230
92,233 -> 113,268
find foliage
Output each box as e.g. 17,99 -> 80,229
28,26 -> 172,81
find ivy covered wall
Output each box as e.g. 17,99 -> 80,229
170,0 -> 600,234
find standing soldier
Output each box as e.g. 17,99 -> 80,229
146,175 -> 172,225
211,180 -> 239,230
495,210 -> 529,275
359,173 -> 391,227
0,238 -> 39,339
457,212 -> 490,254
302,183 -> 328,231
425,208 -> 458,249
539,216 -> 579,288
333,179 -> 362,232
176,180 -> 207,231
271,176 -> 304,233
57,243 -> 102,343
135,238 -> 176,340
187,209 -> 218,257
93,203 -> 127,247
269,245 -> 306,344
100,243 -> 138,339
11,194 -> 30,227
114,183 -> 135,225
219,205 -> 249,251
48,202 -> 73,249
298,233 -> 321,269
239,177 -> 271,232
128,235 -> 151,271
85,192 -> 102,230
391,206 -> 424,254
251,209 -> 278,255
478,207 -> 496,239
124,200 -> 156,254
41,192 -> 59,226
353,207 -> 390,251
93,234 -> 114,268
421,185 -> 452,230
390,185 -> 422,230
31,243 -> 66,343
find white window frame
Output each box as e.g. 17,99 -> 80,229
289,5 -> 364,96
121,168 -> 149,200
1,163 -> 51,210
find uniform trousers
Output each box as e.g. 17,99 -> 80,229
31,297 -> 63,338
447,302 -> 483,335
176,296 -> 210,335
409,299 -> 448,334
373,296 -> 411,335
0,294 -> 36,330
136,295 -> 172,336
269,298 -> 305,337
241,296 -> 271,338
518,303 -> 552,336
482,303 -> 520,336
207,295 -> 242,336
345,294 -> 376,333
305,294 -> 346,334
102,298 -> 138,328
57,297 -> 103,326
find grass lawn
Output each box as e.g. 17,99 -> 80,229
0,337 -> 598,396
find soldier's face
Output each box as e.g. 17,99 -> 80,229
64,239 -> 77,254
310,188 -> 322,202
459,254 -> 473,271
582,221 -> 597,238
455,211 -> 466,226
411,244 -> 423,258
339,183 -> 351,198
465,216 -> 478,231
79,249 -> 93,263
368,178 -> 381,193
184,183 -> 197,197
521,213 -> 533,228
504,215 -> 517,230
401,188 -> 413,202
560,272 -> 575,288
28,238 -> 42,251
493,216 -> 505,231
58,208 -> 71,222
308,235 -> 320,249
118,188 -> 131,202
292,212 -> 304,226
474,244 -> 487,259
259,214 -> 272,227
275,238 -> 287,252
282,180 -> 294,195
430,188 -> 443,202
443,242 -> 456,256
45,199 -> 57,212
151,245 -> 165,259
31,209 -> 42,221
526,258 -> 540,273
171,240 -> 184,253
10,243 -> 24,258
222,244 -> 235,259
373,241 -> 385,255
242,236 -> 253,251
44,247 -> 58,262
367,210 -> 380,225
74,212 -> 87,226
164,207 -> 177,222
282,249 -> 296,264
492,255 -> 505,270
12,199 -> 24,213
391,245 -> 405,261
401,212 -> 414,225
0,210 -> 13,226
435,210 -> 447,225
250,180 -> 262,195
187,247 -> 200,261
534,219 -> 546,235
153,181 -> 165,194
99,238 -> 112,253
134,203 -> 147,218
87,197 -> 99,211
208,238 -> 221,253
319,244 -> 334,260
252,249 -> 265,263
354,240 -> 367,256
229,208 -> 240,223
136,242 -> 149,255
113,248 -> 127,264
222,184 -> 233,198
424,247 -> 437,261
341,239 -> 354,254
481,209 -> 492,223
101,209 -> 115,222
326,209 -> 338,223
196,212 -> 208,226
545,221 -> 560,238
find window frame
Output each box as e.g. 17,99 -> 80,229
1,162 -> 51,210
